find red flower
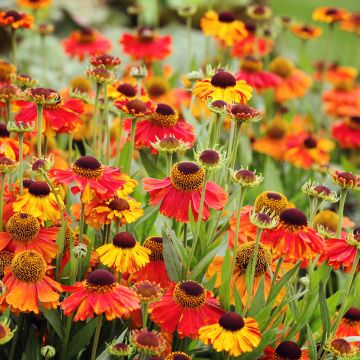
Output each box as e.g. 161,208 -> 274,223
143,161 -> 228,223
259,341 -> 307,360
62,28 -> 112,61
124,103 -> 195,153
120,27 -> 171,62
262,208 -> 326,262
337,307 -> 360,338
52,156 -> 127,203
232,33 -> 273,59
149,281 -> 224,339
331,117 -> 360,149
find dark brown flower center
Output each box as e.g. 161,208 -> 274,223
28,181 -> 50,196
137,331 -> 159,347
254,6 -> 265,15
114,343 -> 128,351
211,100 -> 227,108
326,8 -> 339,16
330,338 -> 351,354
126,99 -> 147,114
74,156 -> 102,170
113,232 -> 136,248
337,171 -> 356,184
170,162 -> 204,191
211,71 -> 236,88
148,83 -> 166,97
0,123 -> 10,138
87,269 -> 115,286
344,307 -> 360,322
219,312 -> 245,331
280,208 -> 307,226
256,213 -> 272,224
138,27 -> 155,42
5,11 -> 22,21
236,169 -> 256,182
144,237 -> 163,261
173,355 -> 190,360
117,83 -> 137,98
218,11 -> 235,23
199,150 -> 220,165
275,341 -> 302,360
266,192 -> 282,200
108,198 -> 130,211
23,179 -> 34,188
31,87 -> 57,98
0,156 -> 14,166
303,136 -> 317,149
156,103 -> 175,116
231,104 -> 253,116
173,281 -> 206,308
314,185 -> 331,196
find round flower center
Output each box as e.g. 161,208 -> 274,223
231,104 -> 254,117
117,83 -> 137,98
218,11 -> 235,23
170,162 -> 204,191
235,169 -> 256,183
173,354 -> 191,360
85,269 -> 115,291
138,27 -> 155,42
30,87 -> 57,99
91,54 -> 119,67
199,150 -> 220,166
211,71 -> 236,88
136,331 -> 160,347
77,28 -> 96,43
236,242 -> 272,275
255,191 -> 288,216
113,232 -> 136,248
151,104 -> 178,127
0,156 -> 14,166
144,237 -> 163,261
330,338 -> 351,354
0,84 -> 18,97
28,181 -> 51,197
72,156 -> 103,178
314,210 -> 338,232
256,213 -> 272,224
23,179 -> 33,189
314,185 -> 331,196
337,171 -> 356,185
241,57 -> 263,72
219,312 -> 245,331
4,10 -> 22,21
108,198 -> 130,211
158,137 -> 181,150
344,307 -> 360,322
303,136 -> 317,149
275,341 -> 302,360
266,121 -> 286,139
173,281 -> 206,308
12,250 -> 46,283
114,343 -> 128,351
0,250 -> 13,278
148,81 -> 167,97
280,208 -> 308,227
126,99 -> 147,114
7,213 -> 40,242
32,159 -> 47,171
269,57 -> 294,78
326,8 -> 339,16
211,100 -> 227,108
254,6 -> 265,15
0,123 -> 10,138
134,281 -> 160,299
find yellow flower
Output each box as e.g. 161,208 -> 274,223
117,174 -> 138,196
199,312 -> 261,357
96,232 -> 150,273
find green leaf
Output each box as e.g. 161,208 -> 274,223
162,227 -> 182,281
306,324 -> 317,360
139,150 -> 166,178
233,285 -> 243,313
319,281 -> 331,341
248,276 -> 265,317
65,318 -> 97,360
262,157 -> 284,193
219,248 -> 232,310
40,306 -> 64,341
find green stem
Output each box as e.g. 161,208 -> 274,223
92,83 -> 101,155
309,197 -> 321,228
229,122 -> 242,169
125,118 -> 138,174
18,133 -> 24,195
91,315 -> 103,360
115,114 -> 123,167
141,303 -> 148,328
5,101 -> 11,123
60,315 -> 73,360
184,172 -> 208,279
0,173 -> 5,231
36,103 -> 44,158
78,201 -> 86,245
137,78 -> 142,98
103,85 -> 110,164
9,313 -> 24,360
10,29 -> 16,67
336,188 -> 348,238
166,152 -> 173,174
68,134 -> 73,165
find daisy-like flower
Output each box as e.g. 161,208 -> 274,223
0,60 -> 16,85
302,181 -> 338,203
324,337 -> 357,358
193,70 -> 252,104
0,250 -> 62,313
332,117 -> 360,149
0,316 -> 16,345
132,236 -> 170,288
313,7 -> 349,24
149,280 -> 224,339
0,250 -> 13,278
151,135 -> 191,154
13,181 -> 64,223
120,27 -> 171,63
194,148 -> 225,172
89,54 -> 121,69
331,170 -> 360,191
290,24 -> 322,40
108,81 -> 143,100
96,232 -> 150,274
199,312 -> 261,356
11,73 -> 37,89
0,156 -> 17,173
326,232 -> 360,272
0,10 -> 33,29
337,307 -> 360,337
132,281 -> 163,303
0,213 -> 58,262
236,57 -> 280,92
283,132 -> 334,169
61,269 -> 140,321
164,352 -> 192,360
340,12 -> 360,35
259,341 -> 306,360
269,57 -> 312,103
231,169 -> 263,188
262,208 -> 326,262
52,156 -> 127,203
254,191 -> 289,216
62,28 -> 112,61
0,123 -> 30,161
18,0 -> 52,8
200,10 -> 248,46
124,103 -> 195,154
143,161 -> 228,223
115,98 -> 154,118
106,340 -> 134,357
227,103 -> 261,124
246,5 -> 272,20
131,329 -> 166,356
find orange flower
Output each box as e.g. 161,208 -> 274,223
0,123 -> 30,161
323,87 -> 360,118
61,269 -> 140,321
290,24 -> 322,40
0,10 -> 33,29
340,12 -> 360,35
337,307 -> 360,337
313,7 -> 349,24
332,117 -> 360,149
0,250 -> 62,313
326,65 -> 358,90
259,341 -> 307,360
18,0 -> 52,9
201,10 -> 248,46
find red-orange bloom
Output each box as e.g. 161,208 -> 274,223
340,12 -> 360,35
61,269 -> 140,321
332,117 -> 360,149
0,10 -> 33,29
149,281 -> 224,339
290,24 -> 322,40
313,7 -> 349,24
323,87 -> 360,118
232,32 -> 273,59
337,307 -> 360,337
262,208 -> 326,262
62,28 -> 112,61
0,123 -> 30,161
120,28 -> 171,62
0,213 -> 58,263
143,162 -> 227,223
0,250 -> 62,313
259,341 -> 308,360
52,156 -> 127,203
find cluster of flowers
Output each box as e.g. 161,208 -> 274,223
0,0 -> 358,360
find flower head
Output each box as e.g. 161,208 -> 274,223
0,317 -> 16,345
151,136 -> 190,154
40,345 -> 56,359
250,212 -> 278,229
313,7 -> 349,24
331,170 -> 360,191
115,98 -> 154,118
246,5 -> 272,20
131,329 -> 166,356
164,352 -> 192,360
106,340 -> 134,357
290,24 -> 322,40
89,54 -> 121,69
302,180 -> 339,203
0,10 -> 33,29
230,168 -> 263,187
132,281 -> 163,303
227,103 -> 261,123
260,341 -> 304,360
194,147 -> 225,172
0,156 -> 17,173
337,307 -> 360,337
254,191 -> 288,216
18,0 -> 52,9
85,67 -> 115,84
325,337 -> 357,358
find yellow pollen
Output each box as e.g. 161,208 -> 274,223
72,164 -> 104,178
236,242 -> 272,275
6,213 -> 40,243
170,163 -> 204,192
150,112 -> 178,127
173,282 -> 206,308
84,280 -> 116,293
11,250 -> 46,283
254,191 -> 288,216
269,57 -> 295,78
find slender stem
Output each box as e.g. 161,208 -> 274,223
115,114 -> 123,167
137,78 -> 142,98
60,315 -> 73,360
166,152 -> 173,174
103,85 -> 110,163
18,133 -> 24,195
229,122 -> 242,169
125,118 -> 138,174
91,315 -> 103,360
78,201 -> 86,245
36,104 -> 44,158
68,134 -> 73,165
9,313 -> 24,360
141,303 -> 148,328
184,172 -> 208,279
5,101 -> 11,123
309,197 -> 321,227
0,173 -> 5,231
92,83 -> 101,155
336,189 -> 348,238
10,29 -> 16,67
